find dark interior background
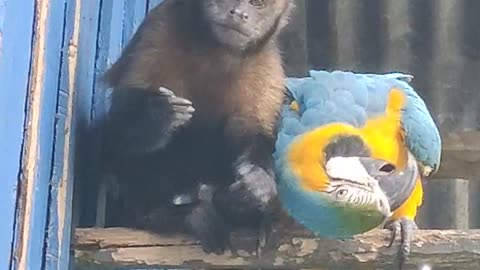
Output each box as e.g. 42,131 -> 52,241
76,0 -> 480,232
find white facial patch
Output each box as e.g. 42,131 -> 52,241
325,156 -> 373,184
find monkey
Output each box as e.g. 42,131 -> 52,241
100,0 -> 295,254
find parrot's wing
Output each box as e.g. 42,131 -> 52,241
279,70 -> 441,175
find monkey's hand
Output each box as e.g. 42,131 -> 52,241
155,87 -> 195,132
106,87 -> 195,156
214,158 -> 278,223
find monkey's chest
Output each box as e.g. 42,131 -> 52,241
177,74 -> 244,122
160,123 -> 234,183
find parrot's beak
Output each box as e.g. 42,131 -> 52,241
359,151 -> 419,211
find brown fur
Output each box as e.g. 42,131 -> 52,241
104,0 -> 287,137
101,0 -> 294,254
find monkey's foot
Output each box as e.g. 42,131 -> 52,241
156,87 -> 195,129
185,201 -> 229,255
385,217 -> 418,267
228,162 -> 278,215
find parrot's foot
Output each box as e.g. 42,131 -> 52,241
385,217 -> 418,268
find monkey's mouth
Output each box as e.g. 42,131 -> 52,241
210,21 -> 250,37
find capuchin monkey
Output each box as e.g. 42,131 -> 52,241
101,0 -> 295,254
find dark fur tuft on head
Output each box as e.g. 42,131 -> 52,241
324,135 -> 371,161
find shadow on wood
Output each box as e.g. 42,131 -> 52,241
74,225 -> 480,270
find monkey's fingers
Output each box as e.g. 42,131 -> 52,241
156,87 -> 193,106
171,111 -> 194,128
156,87 -> 176,97
172,103 -> 195,114
169,96 -> 193,107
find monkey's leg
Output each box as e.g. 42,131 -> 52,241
106,87 -> 195,156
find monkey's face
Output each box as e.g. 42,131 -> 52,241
202,0 -> 294,51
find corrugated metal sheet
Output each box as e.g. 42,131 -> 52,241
305,0 -> 480,133
303,0 -> 480,229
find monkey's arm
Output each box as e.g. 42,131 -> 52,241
215,133 -> 278,222
105,87 -> 195,156
184,132 -> 278,255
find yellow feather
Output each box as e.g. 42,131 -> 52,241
287,88 -> 422,220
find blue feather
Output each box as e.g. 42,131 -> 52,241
276,70 -> 442,173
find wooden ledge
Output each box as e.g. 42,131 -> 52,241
74,226 -> 480,270
435,131 -> 480,180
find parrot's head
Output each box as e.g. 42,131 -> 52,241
274,132 -> 419,239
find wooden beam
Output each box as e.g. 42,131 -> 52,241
74,226 -> 480,270
435,131 -> 480,180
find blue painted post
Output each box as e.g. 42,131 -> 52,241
92,0 -> 132,228
0,1 -> 35,269
9,0 -> 69,269
123,0 -> 147,43
43,0 -> 79,268
148,0 -> 164,11
71,0 -> 102,229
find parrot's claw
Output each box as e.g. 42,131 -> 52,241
257,218 -> 270,256
385,218 -> 418,268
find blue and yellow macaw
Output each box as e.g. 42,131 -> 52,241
274,70 -> 441,259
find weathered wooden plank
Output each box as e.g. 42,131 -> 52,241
0,0 -> 36,269
434,131 -> 480,180
13,0 -> 69,269
74,227 -> 480,270
43,0 -> 80,269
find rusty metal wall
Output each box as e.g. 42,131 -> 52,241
295,0 -> 480,229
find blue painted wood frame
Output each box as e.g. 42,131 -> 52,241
8,0 -> 70,269
0,0 -> 164,269
148,0 -> 164,11
0,1 -> 35,269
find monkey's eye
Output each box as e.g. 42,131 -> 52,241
249,0 -> 266,8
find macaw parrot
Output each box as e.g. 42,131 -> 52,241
273,70 -> 442,260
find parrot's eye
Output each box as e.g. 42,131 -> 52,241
379,163 -> 396,174
336,189 -> 349,198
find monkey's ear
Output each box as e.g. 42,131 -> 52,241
278,0 -> 296,31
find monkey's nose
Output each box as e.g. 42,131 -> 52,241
229,8 -> 249,21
